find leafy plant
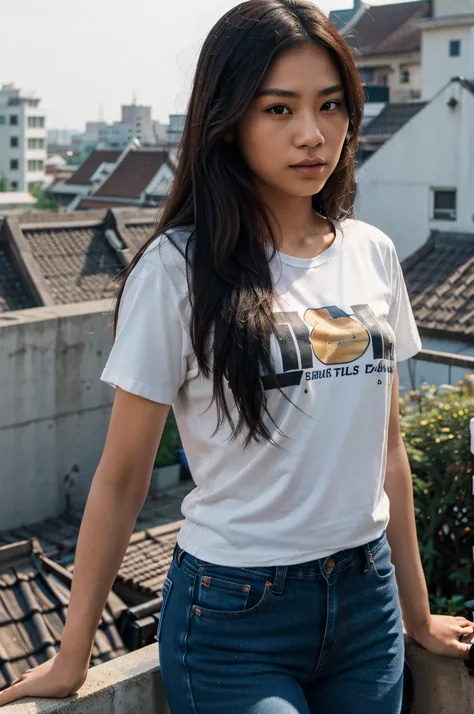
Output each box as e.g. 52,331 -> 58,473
155,411 -> 182,468
400,376 -> 474,609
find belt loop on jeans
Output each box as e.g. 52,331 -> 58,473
270,566 -> 287,595
361,543 -> 372,573
175,545 -> 185,566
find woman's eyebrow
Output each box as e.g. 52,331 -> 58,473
256,83 -> 344,99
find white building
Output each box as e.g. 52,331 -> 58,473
420,0 -> 474,99
355,71 -> 474,389
0,83 -> 47,192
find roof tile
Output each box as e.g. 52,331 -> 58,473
347,1 -> 430,56
403,232 -> 474,338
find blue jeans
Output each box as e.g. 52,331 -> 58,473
158,532 -> 404,713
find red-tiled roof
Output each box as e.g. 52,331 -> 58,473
94,150 -> 171,199
347,1 -> 430,56
65,150 -> 121,186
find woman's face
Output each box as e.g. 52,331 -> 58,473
238,43 -> 350,200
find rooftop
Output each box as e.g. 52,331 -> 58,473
65,151 -> 121,187
0,484 -> 188,692
92,149 -> 172,200
0,245 -> 35,312
403,232 -> 474,340
0,208 -> 161,312
0,540 -> 128,692
360,101 -> 427,140
346,0 -> 430,56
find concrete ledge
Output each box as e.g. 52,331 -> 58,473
2,638 -> 472,713
405,636 -> 474,714
2,645 -> 169,714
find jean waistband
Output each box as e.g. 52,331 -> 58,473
173,531 -> 388,585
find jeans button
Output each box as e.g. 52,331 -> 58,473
325,558 -> 336,574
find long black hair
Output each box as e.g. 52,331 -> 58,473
114,0 -> 365,445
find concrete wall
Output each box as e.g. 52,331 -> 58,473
356,81 -> 474,261
0,300 -> 115,530
2,638 -> 472,714
434,0 -> 474,18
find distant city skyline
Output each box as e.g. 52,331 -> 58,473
4,0 -> 418,129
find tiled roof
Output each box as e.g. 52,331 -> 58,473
347,1 -> 430,56
22,223 -> 123,305
0,484 -> 190,572
329,7 -> 357,31
114,522 -> 181,604
0,540 -> 128,692
78,199 -> 130,210
0,244 -> 36,313
120,220 -> 158,254
65,151 -> 121,186
94,150 -> 171,200
403,232 -> 474,339
361,101 -> 427,139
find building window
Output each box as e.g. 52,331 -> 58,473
10,137 -> 19,148
39,138 -> 44,149
10,181 -> 18,191
400,69 -> 410,84
450,40 -> 461,57
38,160 -> 44,171
432,189 -> 457,220
0,115 -> 5,125
382,75 -> 389,86
359,68 -> 376,85
9,115 -> 18,126
10,159 -> 19,170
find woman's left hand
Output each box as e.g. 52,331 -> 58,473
408,615 -> 474,658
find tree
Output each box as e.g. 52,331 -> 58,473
0,177 -> 6,192
29,185 -> 59,211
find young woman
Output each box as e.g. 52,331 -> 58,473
1,1 -> 472,712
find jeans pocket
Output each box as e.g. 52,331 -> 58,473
195,568 -> 272,620
157,576 -> 173,642
371,538 -> 396,582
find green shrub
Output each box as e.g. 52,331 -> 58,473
400,376 -> 474,613
155,411 -> 182,468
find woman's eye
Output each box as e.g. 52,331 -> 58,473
322,100 -> 342,112
267,105 -> 291,116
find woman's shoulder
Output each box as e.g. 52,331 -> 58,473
338,218 -> 396,252
142,224 -> 195,267
131,224 -> 195,295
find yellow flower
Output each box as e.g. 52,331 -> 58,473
448,434 -> 455,439
423,488 -> 429,494
437,415 -> 443,420
420,420 -> 428,426
435,438 -> 441,443
465,527 -> 471,533
441,427 -> 451,433
458,409 -> 464,416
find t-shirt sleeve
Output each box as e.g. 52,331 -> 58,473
387,252 -> 422,363
100,253 -> 188,405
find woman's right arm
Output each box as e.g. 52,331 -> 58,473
0,387 -> 170,708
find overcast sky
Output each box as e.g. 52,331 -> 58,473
3,0 -> 415,129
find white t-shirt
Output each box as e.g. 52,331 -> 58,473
101,219 -> 422,567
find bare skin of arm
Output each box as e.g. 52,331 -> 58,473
385,371 -> 473,658
0,387 -> 169,707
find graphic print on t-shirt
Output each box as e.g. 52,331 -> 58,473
261,304 -> 394,391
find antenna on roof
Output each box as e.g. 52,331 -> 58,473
132,89 -> 137,106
